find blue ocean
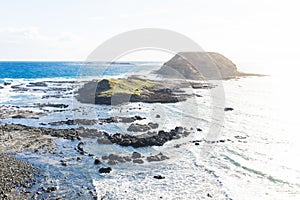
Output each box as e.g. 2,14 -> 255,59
0,62 -> 299,199
0,61 -> 158,79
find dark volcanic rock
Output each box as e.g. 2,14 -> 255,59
11,114 -> 26,119
127,123 -> 151,132
49,116 -> 146,126
44,186 -> 57,193
49,119 -> 98,126
153,175 -> 165,180
133,159 -> 144,164
0,153 -> 37,199
103,126 -> 190,148
0,124 -> 105,141
224,107 -> 234,111
27,82 -> 48,87
99,167 -> 112,174
147,153 -> 169,162
35,103 -> 69,109
94,158 -> 102,165
148,122 -> 159,129
132,152 -> 142,159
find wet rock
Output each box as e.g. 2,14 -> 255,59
124,156 -> 132,162
99,167 -> 112,174
76,157 -> 82,161
153,175 -> 165,180
27,82 -> 48,87
65,115 -> 146,126
127,123 -> 151,132
44,186 -> 57,193
224,107 -> 234,111
132,152 -> 142,159
148,122 -> 159,129
97,137 -> 112,144
49,119 -> 98,126
133,159 -> 144,164
190,82 -> 213,89
11,114 -> 26,118
146,153 -> 169,162
60,160 -> 68,166
35,103 -> 69,109
105,126 -> 190,148
107,160 -> 118,165
0,86 -> 3,89
42,94 -> 63,99
94,158 -> 102,165
102,155 -> 109,160
4,82 -> 11,86
77,142 -> 85,152
207,193 -> 213,198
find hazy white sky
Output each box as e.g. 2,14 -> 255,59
0,0 -> 299,75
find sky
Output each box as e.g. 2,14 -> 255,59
0,0 -> 299,75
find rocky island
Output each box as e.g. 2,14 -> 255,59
155,52 -> 259,80
76,78 -> 190,105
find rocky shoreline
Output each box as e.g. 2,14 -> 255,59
0,72 -> 241,199
0,153 -> 37,200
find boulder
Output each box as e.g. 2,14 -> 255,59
94,158 -> 102,165
99,167 -> 112,174
153,175 -> 165,180
224,107 -> 234,111
132,152 -> 142,159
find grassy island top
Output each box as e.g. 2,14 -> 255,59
96,78 -> 156,97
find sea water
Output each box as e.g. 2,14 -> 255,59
0,62 -> 299,199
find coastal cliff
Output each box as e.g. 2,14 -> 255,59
155,52 -> 242,80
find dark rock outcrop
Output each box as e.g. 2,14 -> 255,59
48,116 -> 146,126
146,152 -> 169,162
224,107 -> 234,111
132,152 -> 142,159
27,82 -> 48,87
99,167 -> 112,174
127,123 -> 151,132
101,127 -> 190,148
35,103 -> 69,109
127,122 -> 159,132
153,175 -> 165,180
94,158 -> 102,165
